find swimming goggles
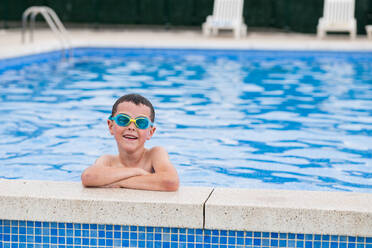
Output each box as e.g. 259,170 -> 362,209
109,113 -> 153,129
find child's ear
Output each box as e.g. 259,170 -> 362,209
107,120 -> 114,135
147,126 -> 156,140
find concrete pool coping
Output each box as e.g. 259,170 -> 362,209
0,180 -> 371,236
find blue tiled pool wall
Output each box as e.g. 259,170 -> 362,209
1,219 -> 371,248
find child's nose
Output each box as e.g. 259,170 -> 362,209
127,121 -> 136,129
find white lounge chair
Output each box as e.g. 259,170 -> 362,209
202,0 -> 247,39
366,25 -> 372,39
317,0 -> 357,39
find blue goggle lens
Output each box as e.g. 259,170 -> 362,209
116,115 -> 130,126
135,118 -> 150,129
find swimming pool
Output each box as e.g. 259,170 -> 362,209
0,47 -> 371,192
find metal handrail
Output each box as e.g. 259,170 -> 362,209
22,6 -> 71,55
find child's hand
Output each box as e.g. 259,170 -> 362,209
101,168 -> 150,188
136,168 -> 150,176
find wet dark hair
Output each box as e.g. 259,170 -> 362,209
111,94 -> 155,122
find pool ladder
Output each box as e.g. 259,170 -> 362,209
22,6 -> 72,57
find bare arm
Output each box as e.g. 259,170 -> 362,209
81,155 -> 147,187
108,147 -> 179,191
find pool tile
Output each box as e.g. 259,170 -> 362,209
171,234 -> 179,242
139,240 -> 146,247
196,235 -> 203,243
245,237 -> 253,245
306,241 -> 313,248
1,219 -> 371,248
288,240 -> 296,248
163,233 -> 171,242
155,233 -> 162,241
180,234 -> 187,242
271,239 -> 279,247
306,234 -> 314,240
262,238 -> 270,246
235,237 -> 243,245
114,224 -> 121,231
357,237 -> 365,243
254,232 -> 262,237
289,233 -> 296,239
220,236 -> 227,244
106,239 -> 113,246
121,230 -> 129,239
73,223 -> 81,229
254,238 -> 261,246
331,235 -> 339,241
349,237 -> 357,242
228,236 -> 236,245
114,230 -> 121,239
279,239 -> 287,247
271,233 -> 279,239
323,242 -> 330,248
130,239 -> 138,247
280,233 -> 288,239
19,227 -> 25,234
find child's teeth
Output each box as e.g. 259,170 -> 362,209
124,135 -> 137,139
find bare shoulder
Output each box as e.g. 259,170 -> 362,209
148,146 -> 168,156
94,154 -> 116,167
148,146 -> 171,162
148,146 -> 175,170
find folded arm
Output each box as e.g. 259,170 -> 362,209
81,155 -> 147,187
106,147 -> 179,191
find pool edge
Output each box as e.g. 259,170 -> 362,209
1,179 -> 371,236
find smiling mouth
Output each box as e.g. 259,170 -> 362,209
123,134 -> 138,140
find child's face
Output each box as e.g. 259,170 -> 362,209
108,101 -> 156,153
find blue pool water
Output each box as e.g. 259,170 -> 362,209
0,47 -> 371,192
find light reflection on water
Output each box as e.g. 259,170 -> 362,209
0,48 -> 371,192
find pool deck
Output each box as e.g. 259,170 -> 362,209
1,27 -> 372,59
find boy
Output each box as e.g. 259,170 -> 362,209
81,94 -> 179,191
